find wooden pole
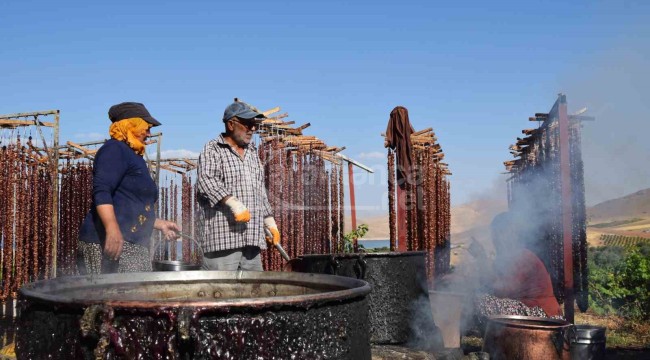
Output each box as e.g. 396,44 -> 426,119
51,111 -> 60,277
558,94 -> 575,323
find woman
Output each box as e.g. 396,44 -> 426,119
473,212 -> 562,328
77,102 -> 178,274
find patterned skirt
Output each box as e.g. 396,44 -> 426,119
77,241 -> 152,274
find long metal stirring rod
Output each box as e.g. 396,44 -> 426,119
275,243 -> 291,261
176,231 -> 290,261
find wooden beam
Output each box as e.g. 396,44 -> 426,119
296,122 -> 311,131
66,141 -> 93,155
411,137 -> 437,144
412,128 -> 433,136
159,164 -> 185,174
169,161 -> 193,170
262,113 -> 289,123
262,107 -> 281,117
0,110 -> 59,120
0,119 -> 55,128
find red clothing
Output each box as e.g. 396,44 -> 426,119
493,249 -> 562,317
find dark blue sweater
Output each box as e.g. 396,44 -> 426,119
79,139 -> 158,248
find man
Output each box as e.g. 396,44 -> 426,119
196,98 -> 280,271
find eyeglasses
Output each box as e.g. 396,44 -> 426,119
230,119 -> 258,130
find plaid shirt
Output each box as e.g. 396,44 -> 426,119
196,134 -> 273,252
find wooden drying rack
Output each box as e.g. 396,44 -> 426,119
148,158 -> 198,175
381,127 -> 451,175
258,106 -> 353,167
504,109 -> 596,173
0,110 -> 61,274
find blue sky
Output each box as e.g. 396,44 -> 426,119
2,0 -> 649,217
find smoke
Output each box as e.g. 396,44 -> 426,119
561,45 -> 650,206
407,292 -> 444,352
451,178 -> 508,267
406,271 -> 444,352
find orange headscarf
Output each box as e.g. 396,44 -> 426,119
109,118 -> 151,155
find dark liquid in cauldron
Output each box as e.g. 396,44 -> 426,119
16,271 -> 371,359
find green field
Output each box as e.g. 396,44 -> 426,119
600,234 -> 650,248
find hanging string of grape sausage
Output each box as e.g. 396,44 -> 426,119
181,174 -> 191,263
280,146 -> 290,263
0,141 -> 12,301
338,162 -> 344,252
12,135 -> 25,297
387,149 -> 397,251
296,151 -> 305,259
570,125 -> 588,312
330,166 -> 339,252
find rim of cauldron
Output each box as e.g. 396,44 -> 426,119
18,271 -> 371,309
487,315 -> 572,329
152,260 -> 202,270
300,251 -> 428,259
573,324 -> 607,337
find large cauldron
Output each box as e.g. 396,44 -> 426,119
483,315 -> 573,360
16,271 -> 371,359
292,251 -> 437,345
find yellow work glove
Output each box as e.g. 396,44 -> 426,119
264,217 -> 280,245
225,196 -> 250,223
0,342 -> 15,357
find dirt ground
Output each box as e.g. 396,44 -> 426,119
588,217 -> 650,241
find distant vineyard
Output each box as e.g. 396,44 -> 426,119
601,234 -> 650,248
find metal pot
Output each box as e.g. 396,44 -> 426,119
16,271 -> 371,359
292,251 -> 439,346
483,315 -> 573,360
571,324 -> 606,360
151,259 -> 202,271
152,234 -> 203,271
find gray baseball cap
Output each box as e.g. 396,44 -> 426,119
108,102 -> 161,126
222,98 -> 266,122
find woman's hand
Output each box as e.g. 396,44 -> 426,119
104,226 -> 124,260
96,204 -> 124,260
155,219 -> 180,241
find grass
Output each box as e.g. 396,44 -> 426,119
575,312 -> 650,349
362,246 -> 390,253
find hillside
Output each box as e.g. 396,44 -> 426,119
588,188 -> 650,222
343,188 -> 650,244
